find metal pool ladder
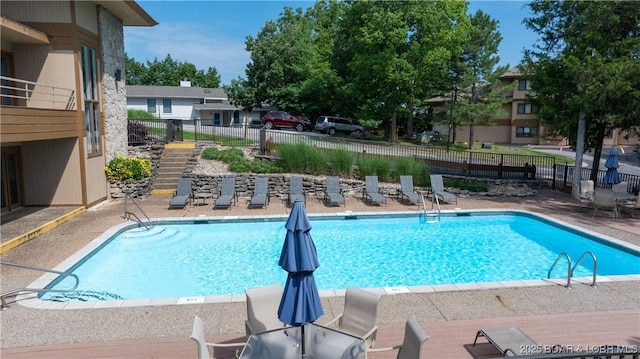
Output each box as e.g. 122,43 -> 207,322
0,260 -> 79,309
419,193 -> 440,222
547,251 -> 598,288
124,193 -> 152,229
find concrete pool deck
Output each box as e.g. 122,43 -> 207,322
1,189 -> 639,357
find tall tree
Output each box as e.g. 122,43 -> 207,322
523,1 -> 640,189
453,10 -> 512,149
339,0 -> 469,142
125,54 -> 220,87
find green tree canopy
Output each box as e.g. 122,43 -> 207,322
124,53 -> 221,88
522,0 -> 640,181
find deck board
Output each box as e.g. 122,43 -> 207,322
3,310 -> 638,359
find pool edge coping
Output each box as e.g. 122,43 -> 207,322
17,208 -> 640,310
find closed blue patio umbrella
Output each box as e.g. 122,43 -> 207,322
278,200 -> 324,355
603,146 -> 622,185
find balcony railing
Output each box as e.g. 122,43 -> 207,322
1,75 -> 76,110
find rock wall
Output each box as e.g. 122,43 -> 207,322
108,140 -> 165,199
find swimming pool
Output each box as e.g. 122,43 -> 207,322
34,210 -> 640,306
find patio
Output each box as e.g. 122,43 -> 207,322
1,190 -> 639,358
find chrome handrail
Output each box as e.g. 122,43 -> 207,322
571,251 -> 597,287
124,193 -> 152,229
547,252 -> 572,288
0,260 -> 79,309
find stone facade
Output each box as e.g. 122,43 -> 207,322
99,6 -> 127,162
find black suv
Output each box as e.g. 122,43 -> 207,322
313,115 -> 364,135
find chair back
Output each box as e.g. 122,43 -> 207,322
220,177 -> 236,195
245,284 -> 284,335
254,177 -> 268,195
429,175 -> 445,192
177,178 -> 192,196
340,287 -> 381,343
612,181 -> 628,193
592,189 -> 615,208
580,180 -> 594,197
190,315 -> 211,359
400,176 -> 415,194
397,317 -> 429,359
290,176 -> 303,195
365,176 -> 379,193
326,176 -> 341,194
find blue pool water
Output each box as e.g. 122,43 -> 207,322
42,212 -> 640,301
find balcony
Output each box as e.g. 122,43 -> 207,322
1,75 -> 79,142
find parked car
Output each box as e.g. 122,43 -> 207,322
314,115 -> 364,135
261,111 -> 311,132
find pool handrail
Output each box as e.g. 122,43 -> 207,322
547,252 -> 572,288
0,260 -> 79,309
571,251 -> 598,288
124,193 -> 152,229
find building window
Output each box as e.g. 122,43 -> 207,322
517,103 -> 538,114
162,99 -> 172,113
518,79 -> 532,90
81,44 -> 100,155
516,127 -> 538,138
147,99 -> 156,113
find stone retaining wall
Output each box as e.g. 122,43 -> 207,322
112,143 -> 549,199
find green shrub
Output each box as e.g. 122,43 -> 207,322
105,157 -> 151,183
446,179 -> 488,192
356,156 -> 392,181
327,148 -> 354,177
201,147 -> 281,174
412,161 -> 431,187
394,157 -> 415,181
277,142 -> 326,174
127,109 -> 158,120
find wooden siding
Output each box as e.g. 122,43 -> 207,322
21,138 -> 83,206
0,107 -> 78,142
0,1 -> 72,24
12,45 -> 77,102
74,1 -> 99,35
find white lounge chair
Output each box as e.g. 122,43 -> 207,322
429,174 -> 457,204
592,189 -> 618,218
367,316 -> 429,359
190,315 -> 244,359
245,284 -> 286,336
325,286 -> 381,348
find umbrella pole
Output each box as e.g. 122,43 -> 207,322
301,325 -> 306,357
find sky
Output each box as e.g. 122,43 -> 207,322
124,1 -> 539,86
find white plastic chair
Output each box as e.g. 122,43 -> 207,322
190,315 -> 244,359
245,284 -> 286,336
325,286 -> 381,348
367,317 -> 429,359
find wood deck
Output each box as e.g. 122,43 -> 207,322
3,310 -> 638,359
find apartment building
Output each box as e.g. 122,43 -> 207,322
426,67 -> 638,148
1,1 -> 156,212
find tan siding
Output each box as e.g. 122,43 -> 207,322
12,46 -> 77,109
84,140 -> 108,204
21,138 -> 82,206
0,1 -> 72,23
456,126 -> 512,144
75,1 -> 99,34
0,107 -> 78,142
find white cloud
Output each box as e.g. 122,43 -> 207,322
124,22 -> 250,85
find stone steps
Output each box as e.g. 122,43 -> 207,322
152,144 -> 196,193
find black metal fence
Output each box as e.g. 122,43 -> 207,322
127,118 -> 640,191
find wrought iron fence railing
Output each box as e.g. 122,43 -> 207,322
127,118 -> 640,190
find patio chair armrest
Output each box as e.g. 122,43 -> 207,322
325,313 -> 343,327
367,344 -> 402,353
362,325 -> 378,346
206,341 -> 245,348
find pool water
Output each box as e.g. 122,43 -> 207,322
42,212 -> 640,301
